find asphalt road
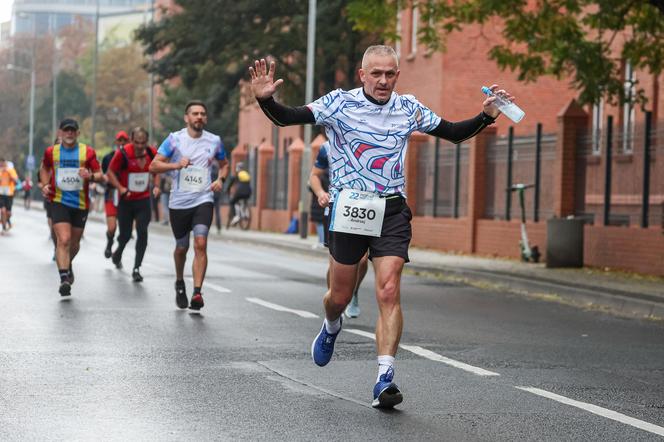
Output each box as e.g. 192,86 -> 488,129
1,207 -> 663,441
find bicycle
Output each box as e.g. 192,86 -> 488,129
228,198 -> 251,230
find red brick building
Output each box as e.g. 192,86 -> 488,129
233,10 -> 664,275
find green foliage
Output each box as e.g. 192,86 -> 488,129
135,0 -> 374,148
347,0 -> 664,106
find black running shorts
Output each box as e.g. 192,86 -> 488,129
50,202 -> 88,228
44,200 -> 53,219
328,196 -> 412,265
0,195 -> 13,211
169,202 -> 213,240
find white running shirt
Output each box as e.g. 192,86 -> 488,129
308,87 -> 441,201
157,128 -> 226,209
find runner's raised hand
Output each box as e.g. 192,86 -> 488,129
249,59 -> 284,100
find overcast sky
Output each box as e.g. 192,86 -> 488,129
0,1 -> 13,23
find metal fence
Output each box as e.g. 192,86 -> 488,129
575,112 -> 664,228
485,126 -> 557,221
248,146 -> 258,206
415,139 -> 469,217
265,147 -> 289,210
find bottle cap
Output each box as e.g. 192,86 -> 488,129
481,86 -> 492,96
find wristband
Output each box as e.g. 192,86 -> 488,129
481,111 -> 497,125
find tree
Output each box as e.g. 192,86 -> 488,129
135,0 -> 375,147
347,0 -> 664,107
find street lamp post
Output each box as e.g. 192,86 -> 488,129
12,12 -> 37,180
6,62 -> 36,178
298,0 -> 317,239
90,1 -> 156,146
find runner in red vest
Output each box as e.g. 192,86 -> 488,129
106,127 -> 160,282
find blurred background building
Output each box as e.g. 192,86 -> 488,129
10,0 -> 150,35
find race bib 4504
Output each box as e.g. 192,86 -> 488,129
329,189 -> 386,237
56,168 -> 83,191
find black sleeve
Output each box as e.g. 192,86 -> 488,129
425,112 -> 496,144
257,97 -> 315,127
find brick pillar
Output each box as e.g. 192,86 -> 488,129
257,141 -> 274,230
405,132 -> 427,211
287,138 -> 304,214
554,99 -> 589,217
467,127 -> 494,252
231,144 -> 248,171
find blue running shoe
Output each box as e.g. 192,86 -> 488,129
372,366 -> 403,408
311,317 -> 342,367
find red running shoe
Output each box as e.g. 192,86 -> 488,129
189,293 -> 204,310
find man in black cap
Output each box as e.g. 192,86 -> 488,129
39,119 -> 102,297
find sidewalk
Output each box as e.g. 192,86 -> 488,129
208,226 -> 664,320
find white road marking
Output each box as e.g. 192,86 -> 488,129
245,297 -> 319,319
345,328 -> 500,377
516,387 -> 664,437
400,345 -> 500,377
205,282 -> 232,294
345,328 -> 376,340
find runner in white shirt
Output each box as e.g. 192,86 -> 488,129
250,45 -> 512,408
149,100 -> 228,311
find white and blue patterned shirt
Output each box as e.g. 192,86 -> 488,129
308,88 -> 441,201
157,128 -> 226,209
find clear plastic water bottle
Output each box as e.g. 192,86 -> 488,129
481,86 -> 525,123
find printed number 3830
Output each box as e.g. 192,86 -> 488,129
342,206 -> 376,220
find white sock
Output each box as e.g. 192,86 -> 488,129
324,317 -> 341,334
376,355 -> 395,382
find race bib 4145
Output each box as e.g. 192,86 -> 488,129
178,166 -> 207,192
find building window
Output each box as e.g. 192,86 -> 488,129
622,61 -> 635,153
395,1 -> 402,58
409,6 -> 418,57
592,98 -> 603,154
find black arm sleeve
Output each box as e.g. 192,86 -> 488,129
257,97 -> 315,127
425,112 -> 496,144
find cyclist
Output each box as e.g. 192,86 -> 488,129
227,162 -> 252,227
101,131 -> 129,258
106,127 -> 160,282
39,118 -> 103,296
149,100 -> 228,310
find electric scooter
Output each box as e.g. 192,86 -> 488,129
509,184 -> 541,263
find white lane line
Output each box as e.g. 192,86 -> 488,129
400,345 -> 500,377
245,298 -> 319,319
345,328 -> 376,340
345,328 -> 499,377
206,282 -> 232,294
516,387 -> 664,437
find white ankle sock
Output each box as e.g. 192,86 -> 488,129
376,355 -> 395,382
324,317 -> 341,334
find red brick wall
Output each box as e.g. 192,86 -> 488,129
411,217 -> 471,252
259,209 -> 291,233
584,226 -> 664,276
